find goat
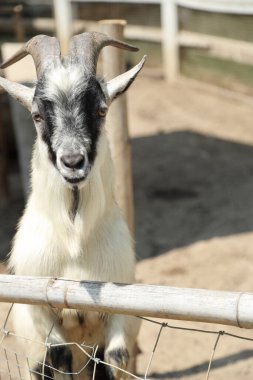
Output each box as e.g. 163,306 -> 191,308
0,33 -> 145,379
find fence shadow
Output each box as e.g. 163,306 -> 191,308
144,349 -> 253,378
132,131 -> 253,259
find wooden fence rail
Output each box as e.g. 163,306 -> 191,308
1,275 -> 253,329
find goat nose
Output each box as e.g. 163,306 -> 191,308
61,154 -> 85,170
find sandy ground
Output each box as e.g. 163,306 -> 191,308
1,72 -> 253,379
129,74 -> 253,379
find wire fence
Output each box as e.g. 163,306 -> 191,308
1,302 -> 253,380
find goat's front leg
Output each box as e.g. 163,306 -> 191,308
104,315 -> 140,379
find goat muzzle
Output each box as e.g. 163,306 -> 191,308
61,153 -> 85,171
57,149 -> 89,186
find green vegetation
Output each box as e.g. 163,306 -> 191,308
178,9 -> 253,92
181,48 -> 253,92
179,8 -> 253,42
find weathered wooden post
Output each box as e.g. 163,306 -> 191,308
2,275 -> 253,329
53,0 -> 73,55
99,20 -> 135,234
161,0 -> 179,81
0,91 -> 9,203
13,5 -> 25,43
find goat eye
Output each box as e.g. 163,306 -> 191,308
32,113 -> 42,122
98,108 -> 107,117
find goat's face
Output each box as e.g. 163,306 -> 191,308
32,66 -> 108,186
0,33 -> 146,187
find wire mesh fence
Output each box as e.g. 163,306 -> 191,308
1,302 -> 253,380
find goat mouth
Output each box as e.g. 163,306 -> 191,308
63,176 -> 86,184
59,164 -> 91,187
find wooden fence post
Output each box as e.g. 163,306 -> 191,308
98,20 -> 135,234
13,5 -> 25,42
0,94 -> 9,203
53,0 -> 72,55
161,0 -> 179,81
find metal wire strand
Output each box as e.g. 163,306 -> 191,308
2,306 -> 253,380
206,331 -> 224,380
144,323 -> 166,379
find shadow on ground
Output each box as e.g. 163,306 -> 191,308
2,130 -> 253,261
138,349 -> 253,378
133,131 -> 253,259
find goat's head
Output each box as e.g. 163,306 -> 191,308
0,33 -> 145,186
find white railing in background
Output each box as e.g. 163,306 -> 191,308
53,0 -> 253,81
162,0 -> 253,80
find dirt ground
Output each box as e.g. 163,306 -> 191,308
1,71 -> 253,379
130,73 -> 253,379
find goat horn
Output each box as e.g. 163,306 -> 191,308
69,32 -> 138,74
0,76 -> 34,111
0,35 -> 61,78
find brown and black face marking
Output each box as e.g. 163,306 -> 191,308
32,69 -> 108,185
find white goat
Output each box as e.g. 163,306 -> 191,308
0,33 -> 145,379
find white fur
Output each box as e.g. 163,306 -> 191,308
9,67 -> 140,379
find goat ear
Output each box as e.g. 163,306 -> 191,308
106,55 -> 146,102
0,76 -> 34,111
